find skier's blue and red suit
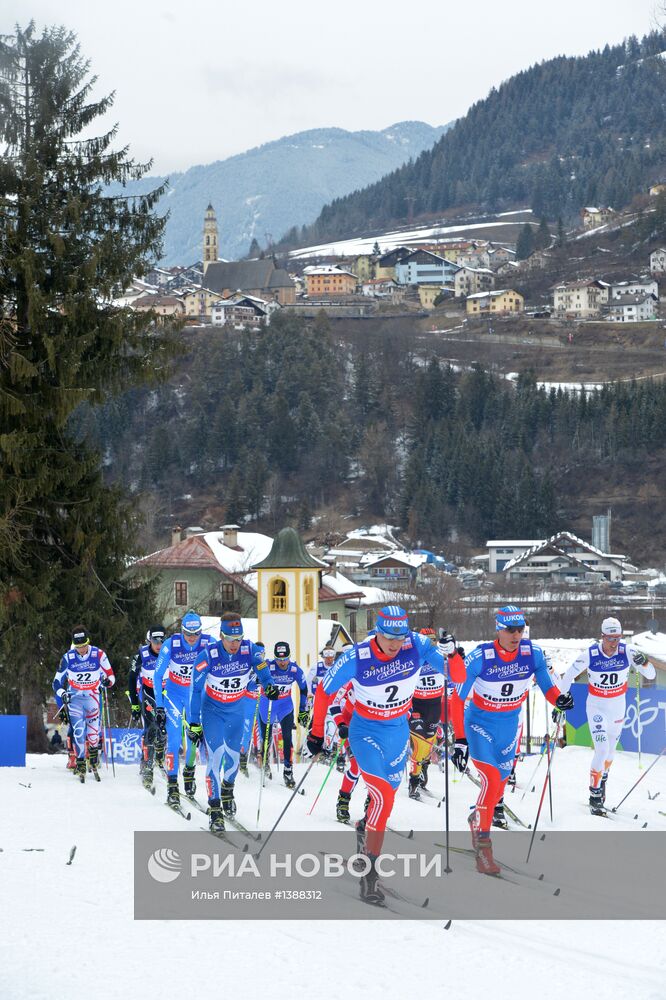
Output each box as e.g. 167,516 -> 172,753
312,628 -> 464,854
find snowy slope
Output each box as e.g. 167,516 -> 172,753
1,744 -> 665,1000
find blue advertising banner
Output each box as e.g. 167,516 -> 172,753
0,715 -> 27,766
566,682 -> 666,754
101,727 -> 144,765
100,728 -> 208,765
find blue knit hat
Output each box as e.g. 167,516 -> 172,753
376,605 -> 410,638
181,611 -> 202,635
495,605 -> 526,631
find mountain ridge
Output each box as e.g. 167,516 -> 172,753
108,120 -> 450,264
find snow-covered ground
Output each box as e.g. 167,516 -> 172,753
2,743 -> 665,1000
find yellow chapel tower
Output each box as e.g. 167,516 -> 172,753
203,203 -> 219,272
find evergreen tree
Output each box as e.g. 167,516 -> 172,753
248,237 -> 261,258
0,24 -> 180,746
515,223 -> 536,260
536,216 -> 551,249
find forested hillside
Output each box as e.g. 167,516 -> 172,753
287,31 -> 666,248
77,313 -> 666,563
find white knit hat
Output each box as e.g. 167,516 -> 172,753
601,617 -> 622,636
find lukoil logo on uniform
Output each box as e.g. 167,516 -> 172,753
147,848 -> 183,883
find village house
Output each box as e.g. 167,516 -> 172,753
610,279 -> 659,300
418,285 -> 453,309
182,287 -> 225,319
395,250 -> 460,288
353,254 -> 376,282
457,247 -> 491,269
361,278 -> 404,301
649,248 -> 666,275
303,265 -> 357,297
374,247 -> 411,280
435,241 -> 474,263
581,206 -> 615,229
466,288 -> 524,316
486,244 -> 516,267
131,293 -> 185,318
606,294 -> 658,323
454,266 -> 496,298
210,294 -> 273,329
552,279 -> 609,318
501,531 -> 627,583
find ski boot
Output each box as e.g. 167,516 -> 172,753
239,751 -> 249,777
142,764 -> 154,791
474,834 -> 501,876
283,765 -> 296,789
221,780 -> 237,817
492,799 -> 508,830
336,749 -> 346,773
419,760 -> 430,789
600,773 -> 608,805
209,801 -> 225,834
166,777 -> 181,809
353,815 -> 367,870
589,787 -> 606,817
154,738 -> 166,771
467,809 -> 481,850
336,790 -> 351,823
183,765 -> 196,798
359,858 -> 385,907
89,745 -> 101,782
408,774 -> 421,800
75,758 -> 86,783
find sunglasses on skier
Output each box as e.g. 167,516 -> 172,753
503,626 -> 525,634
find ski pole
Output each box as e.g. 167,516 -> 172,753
520,736 -> 550,801
256,755 -> 319,860
102,687 -> 116,778
526,716 -> 562,863
610,747 -> 665,813
545,732 -> 554,822
636,670 -> 642,770
307,743 -> 341,816
98,692 -> 109,771
256,702 -> 272,827
442,680 -> 452,873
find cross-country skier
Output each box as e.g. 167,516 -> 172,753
558,616 -> 655,815
307,605 -> 465,905
239,640 -> 265,775
153,611 -> 215,809
451,605 -> 573,875
52,625 -> 115,783
307,646 -> 336,702
258,641 -> 309,788
187,614 -> 278,833
127,624 -> 166,789
408,627 -> 465,799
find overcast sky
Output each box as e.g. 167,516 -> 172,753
5,1 -> 663,174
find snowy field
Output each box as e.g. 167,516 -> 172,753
2,743 -> 665,1000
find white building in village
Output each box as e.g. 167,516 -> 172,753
606,294 -> 657,323
500,531 -> 627,582
649,248 -> 666,275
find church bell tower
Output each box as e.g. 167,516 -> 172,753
203,203 -> 218,273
